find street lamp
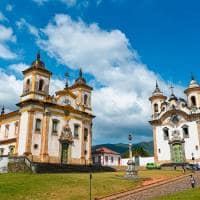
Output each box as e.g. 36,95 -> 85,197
89,163 -> 92,200
192,152 -> 195,172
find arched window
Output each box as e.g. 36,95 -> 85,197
84,128 -> 88,141
163,127 -> 169,140
191,96 -> 196,107
84,94 -> 88,105
25,79 -> 31,92
38,79 -> 44,91
9,145 -> 15,156
35,119 -> 42,132
182,125 -> 189,138
14,121 -> 19,135
161,106 -> 166,112
154,103 -> 159,113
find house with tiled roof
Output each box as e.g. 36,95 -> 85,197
92,147 -> 121,166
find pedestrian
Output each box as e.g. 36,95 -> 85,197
174,165 -> 176,170
182,165 -> 186,173
190,175 -> 196,188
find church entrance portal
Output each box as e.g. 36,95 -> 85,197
61,143 -> 69,164
171,143 -> 184,163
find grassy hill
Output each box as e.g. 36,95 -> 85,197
92,141 -> 154,156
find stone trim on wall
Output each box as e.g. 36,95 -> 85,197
40,112 -> 50,162
24,111 -> 34,155
153,126 -> 158,163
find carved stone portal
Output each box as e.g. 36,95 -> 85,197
59,121 -> 73,143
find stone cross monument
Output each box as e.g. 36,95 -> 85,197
125,134 -> 138,179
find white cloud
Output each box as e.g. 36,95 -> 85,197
0,69 -> 22,111
61,0 -> 77,7
5,4 -> 13,12
96,0 -> 102,6
35,14 -> 186,144
8,63 -> 29,74
50,78 -> 65,94
0,25 -> 16,42
32,0 -> 98,7
0,12 -> 7,22
16,18 -> 39,38
0,25 -> 17,59
32,0 -> 48,5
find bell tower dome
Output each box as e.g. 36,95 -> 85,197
149,81 -> 167,118
20,52 -> 52,102
184,74 -> 200,108
69,68 -> 93,114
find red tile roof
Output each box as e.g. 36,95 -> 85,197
93,147 -> 120,155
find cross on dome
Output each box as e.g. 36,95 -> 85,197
65,72 -> 69,88
153,81 -> 162,94
169,85 -> 174,95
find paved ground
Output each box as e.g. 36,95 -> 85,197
98,172 -> 200,200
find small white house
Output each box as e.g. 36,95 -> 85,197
92,147 -> 121,166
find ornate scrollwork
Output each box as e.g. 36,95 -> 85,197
169,129 -> 184,144
59,120 -> 73,143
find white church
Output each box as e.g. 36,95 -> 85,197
0,53 -> 94,165
149,77 -> 200,164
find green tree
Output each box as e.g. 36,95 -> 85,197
122,146 -> 149,158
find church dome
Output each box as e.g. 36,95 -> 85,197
188,75 -> 199,88
74,68 -> 86,85
31,52 -> 45,69
152,81 -> 163,96
169,93 -> 178,101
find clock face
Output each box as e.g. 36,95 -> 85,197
62,97 -> 71,105
171,115 -> 179,125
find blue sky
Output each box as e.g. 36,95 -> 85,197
0,0 -> 200,144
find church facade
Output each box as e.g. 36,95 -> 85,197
0,53 -> 94,165
149,78 -> 200,164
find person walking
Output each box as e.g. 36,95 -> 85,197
190,175 -> 196,188
182,165 -> 186,173
174,165 -> 176,170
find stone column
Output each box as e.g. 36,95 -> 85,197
15,113 -> 21,156
153,126 -> 158,163
80,122 -> 85,164
68,144 -> 72,164
31,72 -> 36,92
196,121 -> 200,150
24,110 -> 34,156
40,112 -> 50,162
88,122 -> 93,164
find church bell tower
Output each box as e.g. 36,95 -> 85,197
20,52 -> 52,102
149,81 -> 167,118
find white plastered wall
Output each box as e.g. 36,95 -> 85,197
156,121 -> 200,162
17,112 -> 28,155
31,112 -> 43,156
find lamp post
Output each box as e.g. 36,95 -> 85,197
192,152 -> 195,172
125,133 -> 138,179
89,163 -> 92,200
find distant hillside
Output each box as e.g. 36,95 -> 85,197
92,141 -> 154,156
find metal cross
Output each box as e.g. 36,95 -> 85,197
170,85 -> 174,94
65,72 -> 69,88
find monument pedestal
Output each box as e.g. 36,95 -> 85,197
124,159 -> 138,179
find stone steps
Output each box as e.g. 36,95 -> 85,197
8,156 -> 116,173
